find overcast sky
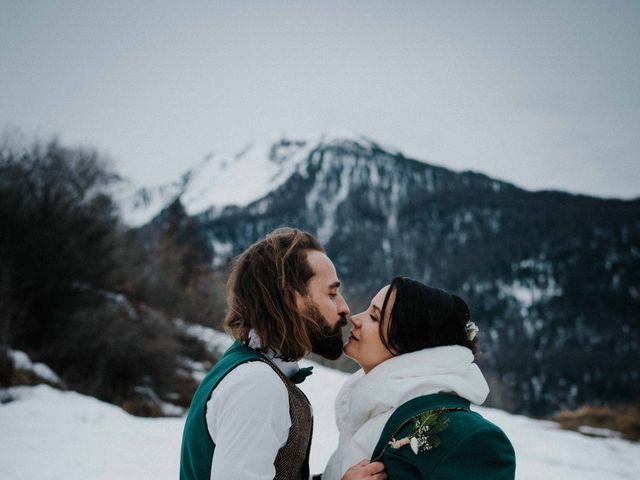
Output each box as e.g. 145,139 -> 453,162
1,0 -> 639,199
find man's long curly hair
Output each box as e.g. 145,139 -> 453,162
223,227 -> 324,361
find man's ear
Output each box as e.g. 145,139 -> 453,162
294,290 -> 306,312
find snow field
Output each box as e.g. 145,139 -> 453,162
2,362 -> 640,479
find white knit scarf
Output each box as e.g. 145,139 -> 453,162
322,346 -> 490,480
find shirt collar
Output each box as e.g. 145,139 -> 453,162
247,330 -> 304,380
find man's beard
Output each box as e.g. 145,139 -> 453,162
306,304 -> 347,360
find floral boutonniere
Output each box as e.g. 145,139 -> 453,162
388,408 -> 451,454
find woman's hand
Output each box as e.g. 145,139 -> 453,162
341,459 -> 387,480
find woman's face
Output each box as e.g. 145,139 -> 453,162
344,285 -> 395,373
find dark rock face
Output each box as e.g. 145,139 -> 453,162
161,136 -> 640,415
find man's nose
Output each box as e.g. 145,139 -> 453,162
338,294 -> 350,317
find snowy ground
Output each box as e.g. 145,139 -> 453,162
2,352 -> 639,479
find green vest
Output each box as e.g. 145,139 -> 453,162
371,394 -> 516,480
180,341 -> 313,480
180,341 -> 261,480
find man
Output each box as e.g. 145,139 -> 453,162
180,228 -> 386,480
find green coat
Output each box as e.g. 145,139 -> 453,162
371,394 -> 516,480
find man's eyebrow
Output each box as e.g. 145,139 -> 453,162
329,281 -> 341,289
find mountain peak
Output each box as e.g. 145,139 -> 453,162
118,132 -> 405,225
314,131 -> 400,155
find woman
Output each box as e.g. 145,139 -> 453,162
323,277 -> 515,479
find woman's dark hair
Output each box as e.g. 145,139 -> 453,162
378,276 -> 477,355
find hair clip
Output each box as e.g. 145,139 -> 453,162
464,321 -> 479,341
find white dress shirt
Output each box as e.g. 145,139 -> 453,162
206,335 -> 303,480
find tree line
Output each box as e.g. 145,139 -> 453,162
0,134 -> 224,415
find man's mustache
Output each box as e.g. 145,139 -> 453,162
322,315 -> 347,336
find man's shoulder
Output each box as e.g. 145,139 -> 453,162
198,342 -> 278,388
207,360 -> 291,432
221,360 -> 285,384
213,360 -> 289,403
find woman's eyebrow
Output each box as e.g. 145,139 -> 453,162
371,305 -> 381,314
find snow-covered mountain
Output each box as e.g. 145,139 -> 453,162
2,331 -> 639,480
118,133 -> 640,416
119,132 -> 396,226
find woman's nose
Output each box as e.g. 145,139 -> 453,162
350,313 -> 362,327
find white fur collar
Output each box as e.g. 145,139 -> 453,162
324,346 -> 489,479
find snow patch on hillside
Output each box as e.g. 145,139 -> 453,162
8,349 -> 61,385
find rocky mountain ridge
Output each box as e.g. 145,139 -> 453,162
142,134 -> 640,415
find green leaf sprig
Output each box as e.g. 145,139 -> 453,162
388,408 -> 451,454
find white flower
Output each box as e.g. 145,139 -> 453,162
410,437 -> 419,454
